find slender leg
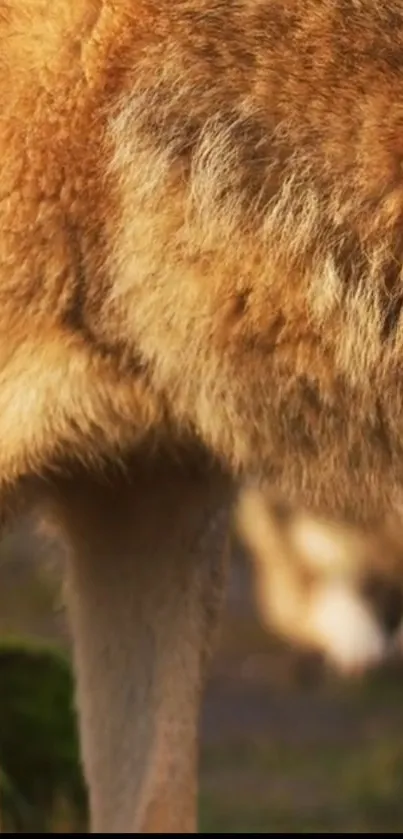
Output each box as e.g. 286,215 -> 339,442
46,453 -> 231,833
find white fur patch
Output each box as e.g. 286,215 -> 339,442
309,583 -> 386,672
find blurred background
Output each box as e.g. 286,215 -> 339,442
1,508 -> 403,833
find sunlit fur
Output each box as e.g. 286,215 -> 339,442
2,1 -> 403,520
4,0 -> 403,831
237,487 -> 403,673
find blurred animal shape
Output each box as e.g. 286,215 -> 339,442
238,488 -> 403,674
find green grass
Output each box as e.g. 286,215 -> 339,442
1,541 -> 403,833
199,724 -> 403,833
0,638 -> 87,833
1,634 -> 403,832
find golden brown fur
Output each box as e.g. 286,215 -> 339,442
4,0 -> 403,831
3,0 -> 403,518
238,487 -> 403,673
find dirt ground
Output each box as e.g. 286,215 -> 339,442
1,519 -> 403,832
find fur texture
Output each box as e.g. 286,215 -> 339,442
3,1 -> 403,519
4,0 -> 403,831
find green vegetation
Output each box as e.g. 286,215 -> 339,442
1,535 -> 403,833
0,638 -> 87,833
199,733 -> 403,833
1,634 -> 403,833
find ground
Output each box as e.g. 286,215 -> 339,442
1,520 -> 403,832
